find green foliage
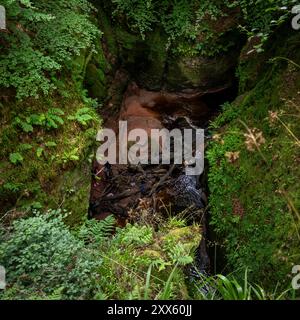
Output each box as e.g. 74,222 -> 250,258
60,148 -> 80,164
36,147 -> 44,158
67,107 -> 97,126
13,117 -> 34,133
1,211 -> 291,300
210,102 -> 241,129
3,182 -> 23,193
95,219 -> 200,300
45,141 -> 57,148
118,224 -> 153,246
43,108 -> 65,129
207,54 -> 300,290
111,0 -> 196,42
13,108 -> 65,132
0,94 -> 99,218
17,144 -> 33,152
0,212 -> 201,300
194,269 -> 293,300
9,152 -> 24,165
77,215 -> 116,244
112,0 -> 157,39
0,0 -> 100,99
0,210 -> 104,299
234,0 -> 295,53
110,0 -> 295,56
214,270 -> 267,300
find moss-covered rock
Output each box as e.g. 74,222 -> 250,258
55,163 -> 92,227
85,63 -> 107,101
135,29 -> 169,90
93,3 -> 242,92
0,90 -> 99,226
207,26 -> 300,290
166,49 -> 239,91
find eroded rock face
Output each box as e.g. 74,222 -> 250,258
123,37 -> 240,92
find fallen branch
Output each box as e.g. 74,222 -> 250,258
149,164 -> 176,196
98,189 -> 141,203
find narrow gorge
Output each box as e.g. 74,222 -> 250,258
0,0 -> 299,300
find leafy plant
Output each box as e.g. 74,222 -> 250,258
36,147 -> 44,158
119,224 -> 153,246
0,212 -> 200,300
9,152 -> 24,165
13,117 -> 34,133
3,182 -> 23,193
13,108 -> 65,133
0,0 -> 99,99
110,0 -> 294,56
45,141 -> 57,148
61,148 -> 80,164
17,144 -> 33,152
207,52 -> 300,291
0,210 -> 103,299
68,107 -> 97,126
44,108 -> 65,129
77,216 -> 116,244
193,269 -> 294,300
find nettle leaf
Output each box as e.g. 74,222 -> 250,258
9,152 -> 24,165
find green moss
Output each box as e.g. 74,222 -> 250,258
55,165 -> 92,227
208,40 -> 300,290
136,29 -> 169,90
166,50 -> 238,91
84,36 -> 111,101
0,84 -> 99,224
85,63 -> 107,100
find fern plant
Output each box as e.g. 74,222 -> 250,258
13,108 -> 65,133
44,108 -> 65,129
9,152 -> 24,165
67,107 -> 97,126
77,216 -> 116,245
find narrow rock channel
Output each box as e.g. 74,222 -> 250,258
89,80 -> 237,280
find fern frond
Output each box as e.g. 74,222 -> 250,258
77,215 -> 115,244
